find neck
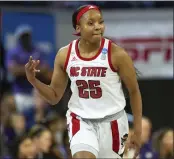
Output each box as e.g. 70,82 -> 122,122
79,38 -> 101,53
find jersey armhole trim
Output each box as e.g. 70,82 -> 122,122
108,40 -> 118,72
64,42 -> 73,71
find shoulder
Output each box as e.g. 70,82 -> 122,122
56,43 -> 71,60
55,42 -> 73,69
110,41 -> 130,66
110,42 -> 127,58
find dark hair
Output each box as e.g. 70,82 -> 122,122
28,124 -> 48,139
11,134 -> 31,159
72,5 -> 101,30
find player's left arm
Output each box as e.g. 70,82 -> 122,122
111,43 -> 142,136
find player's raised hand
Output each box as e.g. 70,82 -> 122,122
25,56 -> 40,83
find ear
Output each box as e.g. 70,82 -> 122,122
76,25 -> 81,34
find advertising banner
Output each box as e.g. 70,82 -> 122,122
105,20 -> 173,78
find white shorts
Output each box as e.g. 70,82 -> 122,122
66,110 -> 129,158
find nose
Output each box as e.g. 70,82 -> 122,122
94,23 -> 101,30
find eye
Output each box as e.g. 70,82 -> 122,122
88,21 -> 93,26
100,20 -> 104,24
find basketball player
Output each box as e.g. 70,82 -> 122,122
25,5 -> 142,159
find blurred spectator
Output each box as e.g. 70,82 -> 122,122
152,128 -> 174,159
0,92 -> 17,158
23,89 -> 52,129
1,93 -> 15,129
1,92 -> 16,113
4,113 -> 26,151
6,24 -> 52,112
42,112 -> 67,158
124,116 -> 158,158
29,125 -> 62,159
11,134 -> 36,159
139,117 -> 158,159
44,113 -> 66,144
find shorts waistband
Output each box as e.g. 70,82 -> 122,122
83,109 -> 125,122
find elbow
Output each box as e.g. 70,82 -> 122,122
49,94 -> 60,105
49,99 -> 59,105
40,97 -> 58,106
48,95 -> 59,105
48,86 -> 62,105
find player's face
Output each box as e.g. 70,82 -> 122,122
78,10 -> 105,43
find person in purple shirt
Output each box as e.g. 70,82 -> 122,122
6,25 -> 52,112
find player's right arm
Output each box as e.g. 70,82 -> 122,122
25,46 -> 69,105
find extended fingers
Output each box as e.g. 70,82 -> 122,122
29,56 -> 32,62
28,56 -> 33,66
33,60 -> 40,72
32,60 -> 40,71
29,60 -> 35,70
25,56 -> 33,68
25,57 -> 40,72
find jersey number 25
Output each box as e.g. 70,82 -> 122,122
76,80 -> 102,99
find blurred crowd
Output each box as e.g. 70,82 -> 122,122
0,14 -> 173,159
1,88 -> 173,159
1,90 -> 71,159
1,25 -> 71,159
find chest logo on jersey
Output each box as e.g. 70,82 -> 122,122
101,48 -> 107,60
70,67 -> 107,77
